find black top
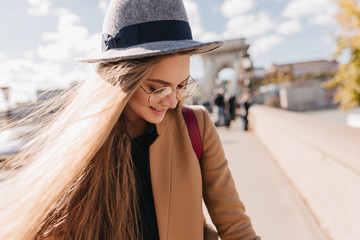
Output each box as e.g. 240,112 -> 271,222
215,94 -> 225,106
131,123 -> 159,240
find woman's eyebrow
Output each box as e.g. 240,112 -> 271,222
146,75 -> 190,85
146,78 -> 171,85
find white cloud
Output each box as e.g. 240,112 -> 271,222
222,11 -> 275,39
99,0 -> 110,15
0,59 -> 54,104
1,6 -> 103,100
0,59 -> 59,85
37,8 -> 101,61
0,52 -> 7,61
310,11 -> 336,25
0,58 -> 84,104
184,0 -> 204,38
199,32 -> 221,42
24,50 -> 36,60
27,0 -> 51,16
184,0 -> 221,42
221,0 -> 255,18
249,35 -> 284,57
281,0 -> 336,25
276,19 -> 302,35
323,34 -> 336,44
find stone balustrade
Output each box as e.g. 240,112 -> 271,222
250,105 -> 360,240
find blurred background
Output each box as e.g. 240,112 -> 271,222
0,0 -> 359,125
1,1 -> 360,239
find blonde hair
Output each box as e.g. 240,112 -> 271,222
0,55 -> 169,240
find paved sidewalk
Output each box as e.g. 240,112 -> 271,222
204,119 -> 329,240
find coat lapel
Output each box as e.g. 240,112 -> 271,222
150,118 -> 172,240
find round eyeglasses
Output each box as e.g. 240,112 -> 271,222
140,76 -> 199,106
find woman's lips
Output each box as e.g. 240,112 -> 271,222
150,106 -> 166,113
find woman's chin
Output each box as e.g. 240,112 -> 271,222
147,106 -> 167,123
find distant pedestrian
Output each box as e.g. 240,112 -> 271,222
240,93 -> 251,131
202,100 -> 212,113
228,94 -> 237,121
214,89 -> 226,126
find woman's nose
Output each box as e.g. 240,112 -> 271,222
162,91 -> 178,109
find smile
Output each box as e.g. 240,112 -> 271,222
150,106 -> 166,112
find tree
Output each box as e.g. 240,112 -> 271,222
325,0 -> 360,110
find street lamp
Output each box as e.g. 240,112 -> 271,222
241,53 -> 253,91
1,86 -> 11,117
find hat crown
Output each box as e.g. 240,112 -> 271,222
77,0 -> 223,63
103,0 -> 189,36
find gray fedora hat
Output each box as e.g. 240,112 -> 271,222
76,0 -> 223,63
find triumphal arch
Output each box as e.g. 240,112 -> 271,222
199,38 -> 250,101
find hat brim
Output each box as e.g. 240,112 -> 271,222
76,40 -> 223,63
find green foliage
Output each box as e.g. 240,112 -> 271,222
325,0 -> 360,110
297,71 -> 337,82
262,67 -> 293,85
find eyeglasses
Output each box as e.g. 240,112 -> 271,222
140,76 -> 199,106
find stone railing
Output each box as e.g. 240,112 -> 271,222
250,105 -> 360,240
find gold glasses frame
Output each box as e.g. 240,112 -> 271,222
140,76 -> 199,106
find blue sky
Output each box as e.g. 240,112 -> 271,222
0,0 -> 343,105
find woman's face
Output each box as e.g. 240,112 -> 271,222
125,54 -> 190,125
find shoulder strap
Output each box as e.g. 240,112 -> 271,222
182,106 -> 203,161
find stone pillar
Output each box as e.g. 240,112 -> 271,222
199,38 -> 250,102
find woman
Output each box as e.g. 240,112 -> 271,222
0,0 -> 260,239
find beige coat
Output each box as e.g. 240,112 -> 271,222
150,105 -> 260,240
44,105 -> 260,240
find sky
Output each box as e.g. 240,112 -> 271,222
0,0 -> 344,106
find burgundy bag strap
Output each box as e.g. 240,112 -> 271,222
182,106 -> 203,161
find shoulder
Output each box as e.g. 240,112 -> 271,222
181,105 -> 211,127
184,104 -> 206,113
165,105 -> 213,131
180,105 -> 216,143
182,104 -> 208,117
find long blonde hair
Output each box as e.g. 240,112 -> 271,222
0,55 -> 169,239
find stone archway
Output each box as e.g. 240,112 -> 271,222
200,38 -> 250,101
